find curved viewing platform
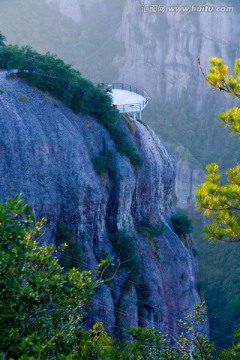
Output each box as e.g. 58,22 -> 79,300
96,83 -> 149,119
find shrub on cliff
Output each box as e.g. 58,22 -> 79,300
172,212 -> 193,239
0,32 -> 5,47
110,230 -> 140,283
92,149 -> 116,182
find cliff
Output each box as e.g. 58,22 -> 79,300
114,0 -> 239,107
0,71 -> 203,337
42,0 -> 240,109
175,158 -> 205,211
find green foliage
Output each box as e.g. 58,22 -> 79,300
18,93 -> 29,102
56,224 -> 84,271
92,149 -> 116,181
217,327 -> 240,359
197,58 -> 240,243
110,230 -> 140,283
0,31 -> 5,47
205,57 -> 240,134
138,221 -> 165,254
191,212 -> 240,349
118,303 -> 214,359
195,57 -> 240,347
177,302 -> 214,359
0,195 -> 96,359
0,39 -> 142,167
138,221 -> 165,239
172,212 -> 193,239
119,327 -> 174,359
196,163 -> 240,242
76,322 -> 117,359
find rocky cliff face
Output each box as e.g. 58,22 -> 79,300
175,158 -> 205,210
114,0 -> 239,106
0,71 -> 203,337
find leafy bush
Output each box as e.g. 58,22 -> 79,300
0,37 -> 142,167
110,230 -> 140,283
138,221 -> 165,239
138,221 -> 164,255
92,149 -> 115,181
56,223 -> 84,271
18,94 -> 29,102
0,32 -> 5,47
172,212 -> 193,239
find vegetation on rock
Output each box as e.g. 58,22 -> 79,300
172,212 -> 193,239
92,149 -> 116,182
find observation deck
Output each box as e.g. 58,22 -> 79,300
96,83 -> 149,120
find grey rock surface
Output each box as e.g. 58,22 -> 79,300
114,0 -> 239,107
175,158 -> 205,210
0,71 -> 204,337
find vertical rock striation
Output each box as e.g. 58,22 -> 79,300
175,158 -> 205,210
114,0 -> 239,108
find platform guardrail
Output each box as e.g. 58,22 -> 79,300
95,82 -> 149,113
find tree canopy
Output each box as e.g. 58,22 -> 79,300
0,195 -> 97,359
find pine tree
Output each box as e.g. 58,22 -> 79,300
196,57 -> 240,242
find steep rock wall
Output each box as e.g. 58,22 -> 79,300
175,158 -> 205,210
114,0 -> 239,107
0,71 -> 203,337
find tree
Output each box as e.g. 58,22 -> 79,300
0,31 -> 5,47
0,195 -> 97,359
196,58 -> 240,242
172,212 -> 193,239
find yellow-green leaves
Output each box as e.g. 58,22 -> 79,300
0,196 -> 96,359
196,164 -> 240,242
197,57 -> 240,242
207,58 -> 228,89
205,57 -> 240,134
234,59 -> 240,77
219,107 -> 240,134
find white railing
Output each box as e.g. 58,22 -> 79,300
95,82 -> 149,113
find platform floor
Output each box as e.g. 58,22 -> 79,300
111,89 -> 146,108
